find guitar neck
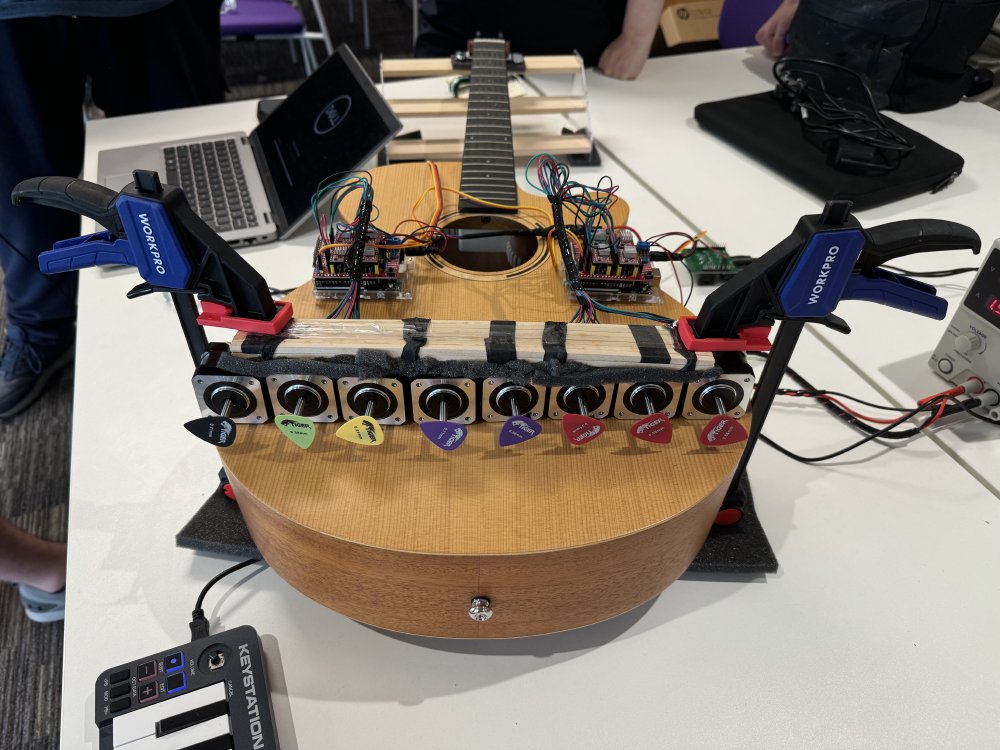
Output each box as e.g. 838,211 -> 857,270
458,38 -> 519,213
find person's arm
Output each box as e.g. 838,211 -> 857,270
598,0 -> 666,80
755,0 -> 799,58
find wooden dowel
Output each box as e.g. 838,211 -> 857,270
381,55 -> 582,79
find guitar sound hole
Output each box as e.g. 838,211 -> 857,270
437,215 -> 540,273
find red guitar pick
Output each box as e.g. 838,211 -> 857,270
699,415 -> 748,446
630,413 -> 673,444
562,413 -> 604,445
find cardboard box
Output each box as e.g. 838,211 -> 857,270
660,0 -> 724,46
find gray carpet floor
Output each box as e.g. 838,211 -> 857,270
0,3 -> 414,748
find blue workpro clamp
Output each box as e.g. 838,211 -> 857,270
674,199 -> 981,525
677,200 -> 981,350
11,170 -> 291,362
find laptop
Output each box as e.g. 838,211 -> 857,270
96,44 -> 402,247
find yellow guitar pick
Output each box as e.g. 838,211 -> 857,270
335,416 -> 384,446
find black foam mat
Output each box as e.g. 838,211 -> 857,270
688,473 -> 778,574
176,473 -> 778,575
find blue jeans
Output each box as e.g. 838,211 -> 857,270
0,1 -> 225,346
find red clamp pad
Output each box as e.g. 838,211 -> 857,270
714,507 -> 743,526
197,300 -> 293,335
675,317 -> 772,352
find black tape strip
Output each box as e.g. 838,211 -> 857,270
629,325 -> 671,364
239,333 -> 289,359
667,325 -> 698,371
541,321 -> 568,363
485,320 -> 517,364
401,317 -> 431,361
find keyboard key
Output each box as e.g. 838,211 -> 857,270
166,672 -> 187,694
137,660 -> 157,680
156,697 -> 227,736
233,218 -> 246,230
124,722 -> 233,750
112,683 -> 228,748
110,697 -> 131,713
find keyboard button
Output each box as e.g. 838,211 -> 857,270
109,669 -> 130,685
164,652 -> 185,673
137,660 -> 157,680
166,672 -> 187,694
110,697 -> 131,713
110,683 -> 130,700
233,218 -> 247,230
138,681 -> 159,704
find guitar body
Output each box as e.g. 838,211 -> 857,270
214,39 -> 748,638
220,160 -> 747,638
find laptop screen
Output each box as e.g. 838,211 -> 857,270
252,44 -> 402,235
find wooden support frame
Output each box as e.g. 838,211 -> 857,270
379,53 -> 597,165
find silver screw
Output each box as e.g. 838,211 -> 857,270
468,597 -> 493,622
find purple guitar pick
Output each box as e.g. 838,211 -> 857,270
498,416 -> 542,447
420,421 -> 468,451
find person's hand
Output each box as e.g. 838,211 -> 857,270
755,0 -> 799,58
598,34 -> 652,80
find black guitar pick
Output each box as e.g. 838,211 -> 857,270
184,416 -> 237,447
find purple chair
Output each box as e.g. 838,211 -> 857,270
219,0 -> 334,74
717,0 -> 783,48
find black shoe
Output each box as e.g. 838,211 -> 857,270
0,329 -> 75,419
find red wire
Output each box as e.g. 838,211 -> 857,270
781,390 -> 952,428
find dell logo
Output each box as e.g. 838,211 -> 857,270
314,95 -> 352,134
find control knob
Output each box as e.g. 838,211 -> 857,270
954,332 -> 982,354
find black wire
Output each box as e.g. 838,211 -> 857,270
194,557 -> 262,612
753,353 -> 1000,438
778,387 -> 910,413
779,363 -> 924,439
773,57 -> 914,172
762,394 -> 998,463
881,265 -> 979,278
762,396 -> 941,463
445,227 -> 554,239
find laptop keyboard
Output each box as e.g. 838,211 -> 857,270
163,139 -> 259,234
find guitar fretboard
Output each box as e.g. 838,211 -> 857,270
458,38 -> 518,213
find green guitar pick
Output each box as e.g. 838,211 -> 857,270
276,414 -> 316,449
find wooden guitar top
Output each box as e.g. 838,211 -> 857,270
219,161 -> 748,637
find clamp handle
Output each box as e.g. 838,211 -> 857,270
11,176 -> 123,234
859,219 -> 981,272
841,268 -> 948,320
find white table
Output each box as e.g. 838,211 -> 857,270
534,49 -> 1000,494
62,73 -> 1000,749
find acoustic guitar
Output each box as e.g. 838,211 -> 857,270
219,38 -> 751,638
